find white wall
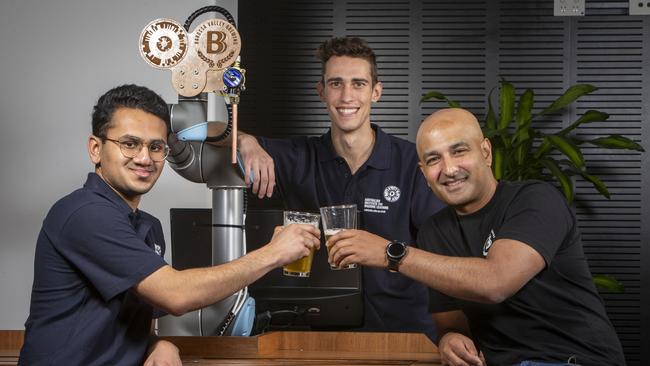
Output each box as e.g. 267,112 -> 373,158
0,0 -> 237,329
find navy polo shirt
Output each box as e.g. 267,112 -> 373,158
259,124 -> 445,340
19,173 -> 167,366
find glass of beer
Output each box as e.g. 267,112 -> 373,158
319,204 -> 357,270
282,211 -> 321,277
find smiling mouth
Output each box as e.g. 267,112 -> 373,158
336,107 -> 359,116
131,168 -> 154,178
441,178 -> 467,189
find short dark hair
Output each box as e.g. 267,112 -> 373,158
91,84 -> 170,138
316,37 -> 378,85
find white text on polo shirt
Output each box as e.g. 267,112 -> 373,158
364,198 -> 389,213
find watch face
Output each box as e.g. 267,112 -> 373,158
388,242 -> 405,258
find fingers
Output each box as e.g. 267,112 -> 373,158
285,223 -> 320,249
298,225 -> 321,250
327,230 -> 389,268
327,234 -> 358,268
459,339 -> 482,365
256,162 -> 267,199
243,160 -> 252,186
244,154 -> 275,198
273,225 -> 284,236
326,229 -> 356,248
332,247 -> 357,268
248,160 -> 260,196
265,163 -> 276,198
439,333 -> 482,366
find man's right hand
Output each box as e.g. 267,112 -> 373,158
238,133 -> 276,198
438,332 -> 484,366
267,224 -> 321,266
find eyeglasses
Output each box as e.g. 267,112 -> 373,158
103,137 -> 170,162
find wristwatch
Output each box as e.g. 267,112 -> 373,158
386,240 -> 408,272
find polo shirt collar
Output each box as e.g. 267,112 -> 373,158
84,172 -> 136,217
317,123 -> 391,170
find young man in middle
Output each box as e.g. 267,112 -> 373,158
238,37 -> 445,340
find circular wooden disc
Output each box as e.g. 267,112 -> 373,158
139,18 -> 188,69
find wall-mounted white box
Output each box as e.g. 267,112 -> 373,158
554,0 -> 585,16
629,0 -> 650,15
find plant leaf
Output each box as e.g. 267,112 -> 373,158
559,110 -> 609,136
593,274 -> 625,293
539,84 -> 597,116
539,158 -> 574,203
485,87 -> 497,130
483,128 -> 496,139
514,140 -> 532,172
573,169 -> 611,199
420,91 -> 461,107
547,135 -> 585,170
588,135 -> 645,152
515,89 -> 534,130
492,146 -> 505,181
498,80 -> 515,130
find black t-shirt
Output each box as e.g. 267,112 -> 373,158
418,180 -> 625,365
259,124 -> 445,340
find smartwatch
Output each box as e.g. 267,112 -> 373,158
386,240 -> 408,272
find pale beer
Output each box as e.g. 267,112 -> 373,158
283,247 -> 315,277
282,211 -> 320,277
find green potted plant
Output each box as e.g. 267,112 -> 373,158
421,79 -> 644,292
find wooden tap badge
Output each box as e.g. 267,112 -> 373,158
139,18 -> 241,97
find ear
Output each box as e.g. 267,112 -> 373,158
88,135 -> 102,166
316,81 -> 325,102
417,161 -> 426,177
481,137 -> 492,167
371,81 -> 382,102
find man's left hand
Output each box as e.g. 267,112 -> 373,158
143,339 -> 182,366
327,229 -> 388,269
238,133 -> 275,198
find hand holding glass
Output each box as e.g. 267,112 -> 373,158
320,204 -> 357,270
282,211 -> 320,277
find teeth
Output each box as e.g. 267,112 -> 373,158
445,179 -> 464,186
337,108 -> 358,115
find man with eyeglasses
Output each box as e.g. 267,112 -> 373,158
19,84 -> 320,366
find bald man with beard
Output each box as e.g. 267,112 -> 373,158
328,108 -> 624,366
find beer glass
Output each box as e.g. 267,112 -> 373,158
319,204 -> 357,270
282,211 -> 320,277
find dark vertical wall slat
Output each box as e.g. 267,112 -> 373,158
407,0 -> 423,140
239,1 -> 647,364
639,14 -> 650,366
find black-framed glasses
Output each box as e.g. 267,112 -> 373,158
103,137 -> 170,162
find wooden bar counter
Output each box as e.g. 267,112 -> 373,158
1,330 -> 441,365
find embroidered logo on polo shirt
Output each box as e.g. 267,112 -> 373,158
482,230 -> 496,257
364,198 -> 389,213
383,185 -> 401,203
154,243 -> 162,256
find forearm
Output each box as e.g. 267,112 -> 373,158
399,247 -> 511,303
137,245 -> 282,315
432,310 -> 471,342
178,246 -> 280,311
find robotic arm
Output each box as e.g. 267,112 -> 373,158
139,6 -> 255,337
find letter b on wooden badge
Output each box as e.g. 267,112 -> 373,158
207,31 -> 227,54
